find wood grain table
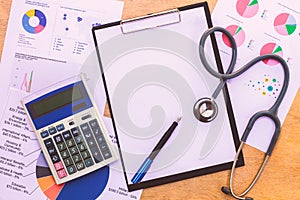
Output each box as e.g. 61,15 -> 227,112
1,0 -> 299,199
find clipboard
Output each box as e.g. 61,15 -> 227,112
92,2 -> 244,191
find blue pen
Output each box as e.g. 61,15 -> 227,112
131,117 -> 182,184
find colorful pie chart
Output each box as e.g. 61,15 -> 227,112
260,43 -> 283,66
36,153 -> 109,200
22,9 -> 47,34
274,13 -> 297,36
236,0 -> 259,18
222,25 -> 246,47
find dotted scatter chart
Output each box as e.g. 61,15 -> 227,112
248,74 -> 281,98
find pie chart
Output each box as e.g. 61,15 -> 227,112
222,25 -> 246,47
36,152 -> 109,200
260,43 -> 283,66
236,0 -> 259,18
22,9 -> 47,34
274,13 -> 297,36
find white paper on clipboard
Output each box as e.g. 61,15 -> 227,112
93,2 -> 244,191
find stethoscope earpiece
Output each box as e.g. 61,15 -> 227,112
221,186 -> 231,194
221,186 -> 254,200
193,97 -> 218,122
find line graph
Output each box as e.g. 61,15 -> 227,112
20,70 -> 34,92
11,63 -> 35,93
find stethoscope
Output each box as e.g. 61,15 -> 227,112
193,27 -> 289,200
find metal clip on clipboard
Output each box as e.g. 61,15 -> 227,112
120,8 -> 181,34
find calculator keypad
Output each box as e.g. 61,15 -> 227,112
43,118 -> 113,182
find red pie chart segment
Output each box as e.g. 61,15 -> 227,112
236,0 -> 259,18
274,13 -> 297,36
260,43 -> 283,66
222,25 -> 246,47
44,183 -> 65,200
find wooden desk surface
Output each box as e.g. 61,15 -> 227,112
1,0 -> 299,199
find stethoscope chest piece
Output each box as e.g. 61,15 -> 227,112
193,97 -> 218,122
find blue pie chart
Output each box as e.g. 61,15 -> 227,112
22,9 -> 47,34
36,152 -> 110,200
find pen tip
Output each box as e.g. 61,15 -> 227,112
176,117 -> 182,123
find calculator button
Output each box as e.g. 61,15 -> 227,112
90,147 -> 103,163
93,127 -> 102,136
57,169 -> 67,179
95,135 -> 105,144
66,165 -> 77,175
82,128 -> 93,140
102,150 -> 112,160
74,135 -> 83,144
49,127 -> 57,135
62,130 -> 72,140
57,142 -> 67,151
69,121 -> 75,126
86,138 -> 97,147
84,158 -> 94,167
56,124 -> 65,132
60,150 -> 70,159
54,161 -> 64,171
66,139 -> 75,147
72,154 -> 82,163
54,134 -> 64,144
82,131 -> 93,140
41,130 -> 49,138
75,161 -> 85,171
81,150 -> 91,160
71,127 -> 80,137
80,123 -> 93,134
64,158 -> 73,167
89,119 -> 99,128
47,146 -> 57,155
89,120 -> 102,136
77,143 -> 86,151
69,146 -> 79,156
44,138 -> 54,147
51,154 -> 60,163
99,142 -> 109,152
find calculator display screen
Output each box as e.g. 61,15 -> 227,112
26,81 -> 93,129
29,85 -> 83,118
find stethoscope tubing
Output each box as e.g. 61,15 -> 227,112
199,27 -> 289,115
198,26 -> 290,200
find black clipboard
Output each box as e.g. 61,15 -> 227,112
92,2 -> 244,191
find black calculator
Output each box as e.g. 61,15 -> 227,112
22,75 -> 117,184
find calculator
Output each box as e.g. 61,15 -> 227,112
22,75 -> 117,184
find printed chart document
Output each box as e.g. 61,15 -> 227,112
0,89 -> 140,200
0,0 -> 142,199
212,0 -> 300,152
0,0 -> 124,97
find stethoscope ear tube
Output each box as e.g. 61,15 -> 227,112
240,111 -> 281,156
223,140 -> 271,200
229,111 -> 282,200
